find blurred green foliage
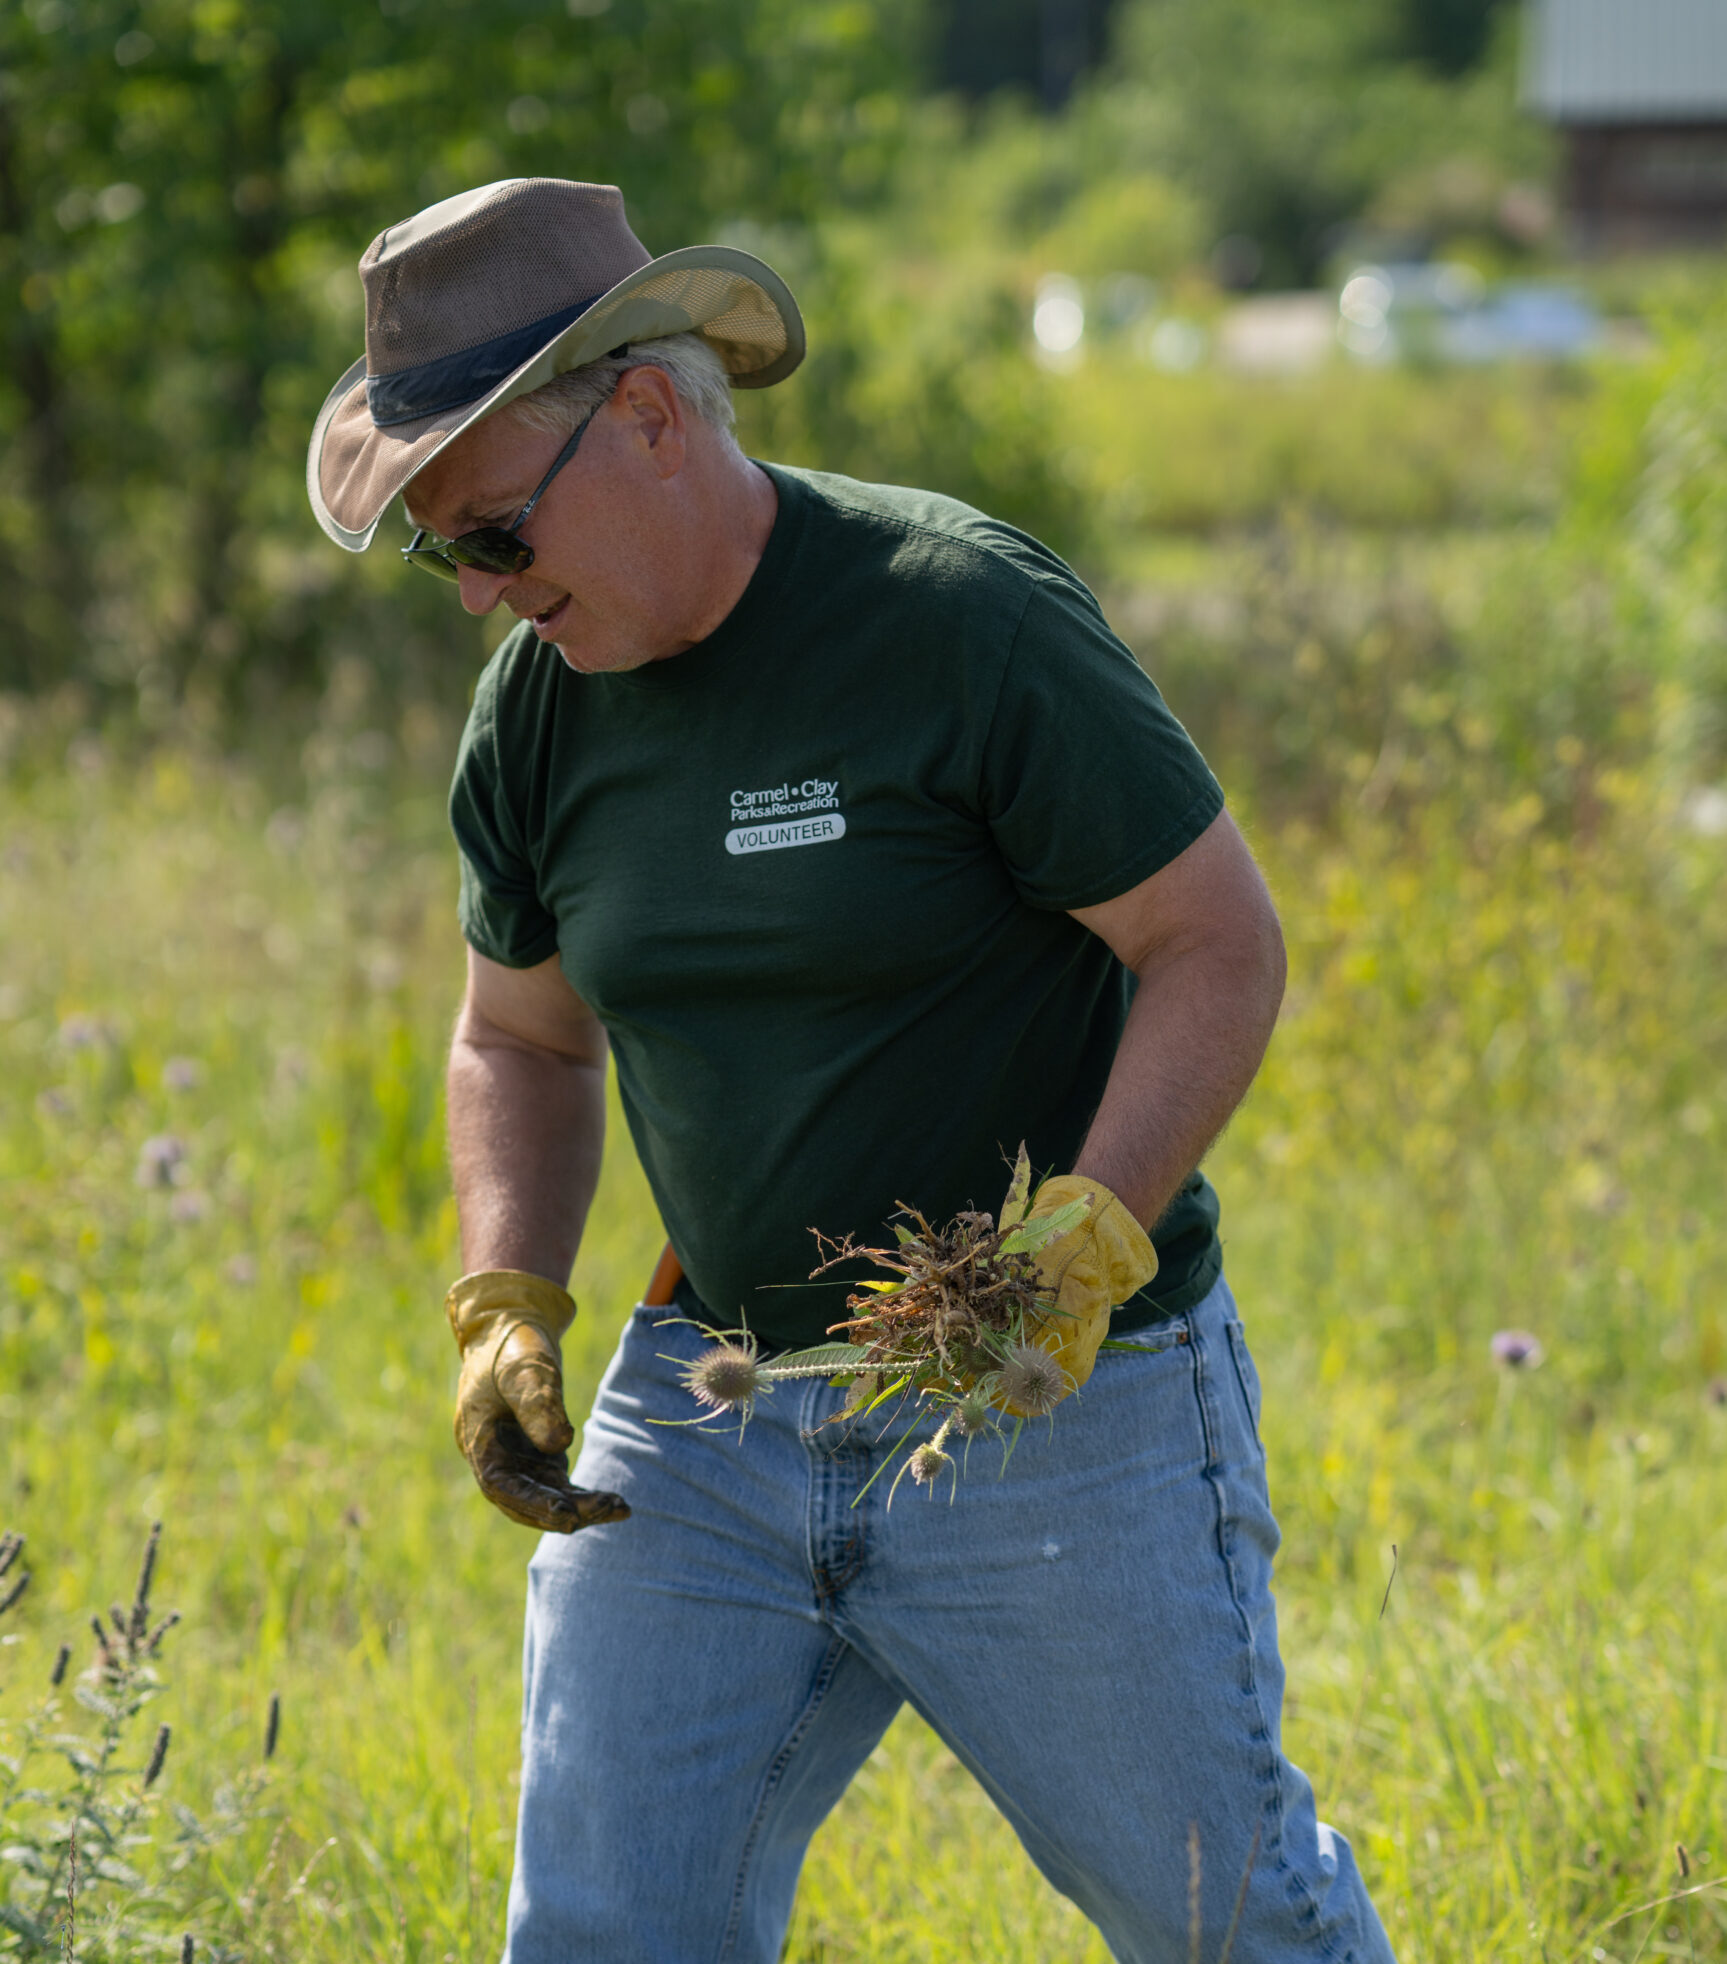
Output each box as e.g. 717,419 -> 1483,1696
1104,0 -> 1553,284
2,0 -> 1567,728
0,0 -> 918,711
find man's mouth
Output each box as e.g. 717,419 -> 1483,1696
527,595 -> 570,639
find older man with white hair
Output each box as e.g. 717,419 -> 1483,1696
308,177 -> 1396,1964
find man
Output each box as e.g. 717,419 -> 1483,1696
308,177 -> 1396,1963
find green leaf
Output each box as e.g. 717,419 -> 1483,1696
859,1374 -> 912,1419
757,1343 -> 871,1382
72,1683 -> 123,1720
998,1142 -> 1032,1231
91,1854 -> 145,1885
892,1222 -> 919,1245
998,1195 -> 1090,1257
0,1898 -> 52,1950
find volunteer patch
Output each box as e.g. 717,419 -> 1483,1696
725,812 -> 847,855
725,776 -> 844,855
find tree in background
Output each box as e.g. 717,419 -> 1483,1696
0,0 -> 915,712
1099,0 -> 1548,285
0,0 -> 1555,721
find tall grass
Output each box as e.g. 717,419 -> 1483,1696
3,330 -> 1725,1959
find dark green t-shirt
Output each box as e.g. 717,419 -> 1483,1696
449,465 -> 1226,1349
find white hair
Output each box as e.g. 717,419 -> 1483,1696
503,331 -> 738,446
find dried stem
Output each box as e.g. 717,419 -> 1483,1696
62,1824 -> 77,1962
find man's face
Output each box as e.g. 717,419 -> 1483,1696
403,369 -> 691,674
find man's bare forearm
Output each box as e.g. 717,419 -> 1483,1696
1068,811 -> 1287,1231
1073,925 -> 1284,1230
448,1020 -> 607,1283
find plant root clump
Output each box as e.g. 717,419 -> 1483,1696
813,1206 -> 1045,1397
674,1147 -> 1092,1501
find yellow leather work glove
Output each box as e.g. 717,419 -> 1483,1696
446,1270 -> 630,1533
998,1175 -> 1158,1417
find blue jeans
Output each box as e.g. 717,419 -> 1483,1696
504,1278 -> 1396,1963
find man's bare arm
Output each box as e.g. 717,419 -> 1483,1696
448,947 -> 609,1281
1068,809 -> 1287,1229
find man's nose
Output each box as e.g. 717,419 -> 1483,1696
457,563 -> 513,616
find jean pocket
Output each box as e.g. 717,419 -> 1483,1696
1224,1319 -> 1263,1444
1105,1313 -> 1190,1355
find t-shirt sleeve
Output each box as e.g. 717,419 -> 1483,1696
447,658 -> 561,969
979,577 -> 1225,911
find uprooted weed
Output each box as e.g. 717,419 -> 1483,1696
812,1190 -> 1081,1431
679,1147 -> 1090,1497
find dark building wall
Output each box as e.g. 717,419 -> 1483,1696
1565,122 -> 1727,249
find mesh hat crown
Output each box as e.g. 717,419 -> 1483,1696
306,178 -> 804,550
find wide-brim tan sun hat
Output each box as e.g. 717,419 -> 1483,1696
307,177 -> 804,551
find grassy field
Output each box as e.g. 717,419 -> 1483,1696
3,338 -> 1726,1961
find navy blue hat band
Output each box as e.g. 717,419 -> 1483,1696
365,295 -> 606,428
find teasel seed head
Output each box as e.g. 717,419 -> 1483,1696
997,1342 -> 1067,1418
908,1442 -> 953,1487
683,1340 -> 764,1413
952,1389 -> 996,1440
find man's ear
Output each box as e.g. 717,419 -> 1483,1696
611,364 -> 686,480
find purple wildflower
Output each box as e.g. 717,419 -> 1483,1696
136,1135 -> 189,1190
1491,1329 -> 1544,1370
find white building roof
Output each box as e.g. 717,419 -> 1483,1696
1524,0 -> 1727,123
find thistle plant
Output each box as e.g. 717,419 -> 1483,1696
675,1145 -> 1091,1500
0,1524 -> 275,1961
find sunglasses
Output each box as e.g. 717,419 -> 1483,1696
401,408 -> 596,584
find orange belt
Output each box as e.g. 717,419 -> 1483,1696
642,1242 -> 684,1308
